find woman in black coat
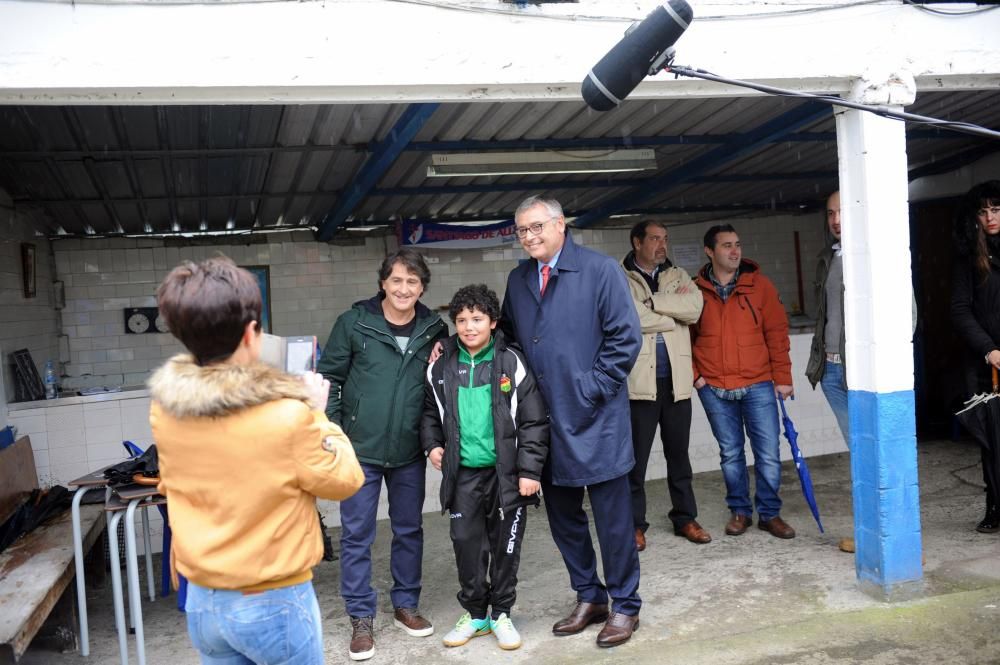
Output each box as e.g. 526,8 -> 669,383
951,180 -> 1000,533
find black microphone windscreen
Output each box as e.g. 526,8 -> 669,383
582,0 -> 693,112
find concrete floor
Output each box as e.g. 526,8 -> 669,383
24,438 -> 1000,665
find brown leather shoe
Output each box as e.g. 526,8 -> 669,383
675,520 -> 712,544
758,515 -> 796,539
596,612 -> 639,648
725,513 -> 752,536
393,607 -> 434,637
552,601 -> 609,636
635,528 -> 646,552
349,616 -> 375,661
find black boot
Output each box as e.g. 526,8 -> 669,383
976,500 -> 999,534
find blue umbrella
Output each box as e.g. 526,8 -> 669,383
778,398 -> 824,533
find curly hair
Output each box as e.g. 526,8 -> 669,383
448,284 -> 500,323
954,180 -> 1000,281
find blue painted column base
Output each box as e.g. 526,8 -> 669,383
848,389 -> 923,600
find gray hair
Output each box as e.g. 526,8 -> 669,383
514,195 -> 563,222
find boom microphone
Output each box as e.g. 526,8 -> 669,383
582,0 -> 694,112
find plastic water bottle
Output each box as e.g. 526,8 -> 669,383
44,360 -> 58,400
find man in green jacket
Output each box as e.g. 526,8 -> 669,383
318,248 -> 447,661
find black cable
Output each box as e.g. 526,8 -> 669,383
384,0 -> 998,22
901,0 -> 1000,16
664,64 -> 1000,141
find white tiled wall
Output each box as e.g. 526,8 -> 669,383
6,211 -> 838,543
0,204 -> 61,413
49,213 -> 827,392
8,396 -> 154,495
7,393 -> 164,548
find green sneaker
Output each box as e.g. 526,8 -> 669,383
490,613 -> 522,650
442,613 -> 491,647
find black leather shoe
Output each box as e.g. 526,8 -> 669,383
976,506 -> 999,533
552,602 -> 609,636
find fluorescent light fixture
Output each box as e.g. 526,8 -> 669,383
427,149 -> 657,177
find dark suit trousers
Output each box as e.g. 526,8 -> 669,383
542,472 -> 641,616
628,377 -> 697,532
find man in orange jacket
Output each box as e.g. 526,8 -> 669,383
691,224 -> 796,540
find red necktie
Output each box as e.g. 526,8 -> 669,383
540,265 -> 551,296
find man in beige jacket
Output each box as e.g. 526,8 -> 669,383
622,220 -> 709,550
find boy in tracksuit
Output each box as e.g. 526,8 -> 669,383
420,283 -> 549,651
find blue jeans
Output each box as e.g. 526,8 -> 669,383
697,381 -> 783,520
340,458 -> 426,617
184,581 -> 323,665
820,360 -> 850,445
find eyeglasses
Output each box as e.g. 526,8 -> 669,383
977,206 -> 1000,219
514,217 -> 557,238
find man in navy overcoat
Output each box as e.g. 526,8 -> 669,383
500,195 -> 643,647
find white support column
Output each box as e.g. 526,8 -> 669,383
836,70 -> 922,600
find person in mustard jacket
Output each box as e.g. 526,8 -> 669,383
150,256 -> 364,665
691,224 -> 796,540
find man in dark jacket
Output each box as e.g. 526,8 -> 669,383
421,283 -> 549,651
806,191 -> 849,445
499,195 -> 642,648
319,248 -> 448,661
806,191 -> 853,553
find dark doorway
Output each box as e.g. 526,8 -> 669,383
911,196 -> 965,439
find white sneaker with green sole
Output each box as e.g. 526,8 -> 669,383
442,613 -> 491,647
490,613 -> 522,650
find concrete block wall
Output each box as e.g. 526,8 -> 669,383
48,212 -> 827,393
6,393 -> 164,549
50,231 -> 390,391
8,396 -> 154,489
0,204 -> 60,420
6,210 -> 840,543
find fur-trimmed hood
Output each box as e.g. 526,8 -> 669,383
148,354 -> 311,419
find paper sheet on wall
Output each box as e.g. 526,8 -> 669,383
671,243 -> 704,274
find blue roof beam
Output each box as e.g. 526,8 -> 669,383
572,103 -> 834,228
317,103 -> 440,242
401,130 -> 953,153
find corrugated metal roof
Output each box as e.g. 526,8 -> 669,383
0,89 -> 996,239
